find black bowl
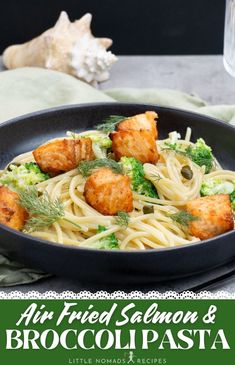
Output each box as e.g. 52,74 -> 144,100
0,102 -> 235,285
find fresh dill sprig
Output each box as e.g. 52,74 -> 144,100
67,130 -> 79,140
149,173 -> 162,182
163,142 -> 187,156
19,187 -> 64,232
78,159 -> 123,177
19,187 -> 81,233
95,115 -> 126,133
115,211 -> 130,229
170,211 -> 199,227
164,142 -> 177,150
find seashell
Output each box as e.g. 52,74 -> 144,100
3,11 -> 117,86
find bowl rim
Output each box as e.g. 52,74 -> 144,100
0,101 -> 235,256
1,101 -> 235,133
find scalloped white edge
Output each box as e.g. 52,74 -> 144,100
0,290 -> 234,299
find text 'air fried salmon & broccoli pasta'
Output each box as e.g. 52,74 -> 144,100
0,111 -> 235,250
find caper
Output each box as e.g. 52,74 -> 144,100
143,205 -> 154,214
181,165 -> 193,180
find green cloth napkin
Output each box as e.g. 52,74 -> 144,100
105,88 -> 235,125
0,255 -> 50,286
0,67 -> 113,122
1,67 -> 235,287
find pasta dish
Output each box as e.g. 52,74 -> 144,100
0,111 -> 234,250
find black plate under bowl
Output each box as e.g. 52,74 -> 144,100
0,102 -> 235,285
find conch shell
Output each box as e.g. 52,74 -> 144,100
3,11 -> 117,85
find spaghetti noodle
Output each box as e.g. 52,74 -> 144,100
1,121 -> 235,250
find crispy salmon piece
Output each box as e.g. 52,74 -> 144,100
0,186 -> 28,230
33,138 -> 94,175
111,130 -> 159,164
84,167 -> 133,215
186,194 -> 234,240
33,140 -> 76,174
118,111 -> 158,139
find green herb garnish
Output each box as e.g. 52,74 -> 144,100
149,172 -> 162,183
78,158 -> 123,177
19,187 -> 81,233
230,190 -> 235,211
163,142 -> 187,156
95,115 -> 126,133
170,211 -> 199,227
115,211 -> 130,229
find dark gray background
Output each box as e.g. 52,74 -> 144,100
0,0 -> 226,54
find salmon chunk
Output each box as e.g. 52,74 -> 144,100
84,167 -> 133,215
118,111 -> 158,139
111,130 -> 159,164
186,194 -> 234,240
33,138 -> 94,175
0,186 -> 27,230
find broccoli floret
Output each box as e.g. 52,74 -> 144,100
89,135 -> 112,159
120,157 -> 158,198
0,163 -> 49,192
135,179 -> 158,198
24,162 -> 50,178
94,225 -> 119,250
186,138 -> 214,173
200,179 -> 234,196
83,134 -> 112,149
200,178 -> 235,212
120,157 -> 142,186
67,131 -> 112,159
83,134 -> 112,159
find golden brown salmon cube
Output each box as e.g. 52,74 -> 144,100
84,168 -> 133,215
186,194 -> 234,240
118,111 -> 158,139
0,186 -> 28,230
33,138 -> 94,175
111,130 -> 159,164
